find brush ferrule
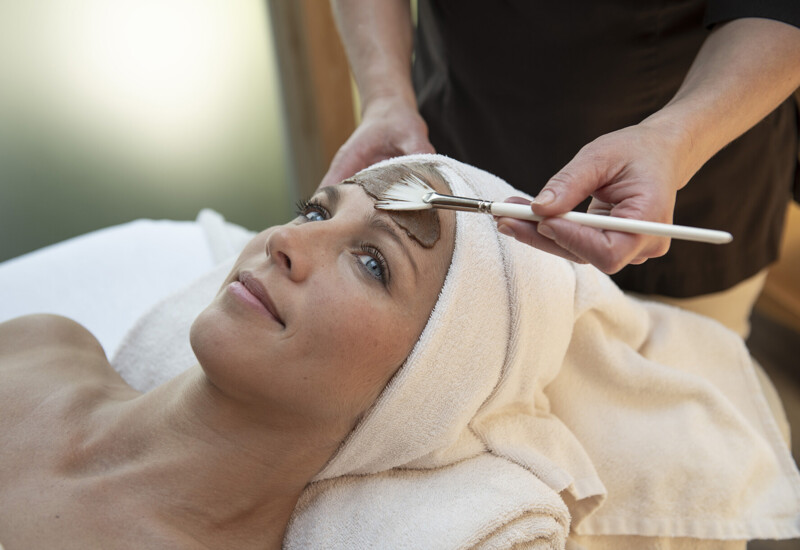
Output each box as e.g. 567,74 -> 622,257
427,193 -> 493,213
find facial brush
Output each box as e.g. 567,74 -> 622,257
375,175 -> 733,245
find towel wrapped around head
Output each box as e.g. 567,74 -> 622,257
314,155 -> 604,515
312,153 -> 800,539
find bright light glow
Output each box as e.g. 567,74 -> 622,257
0,0 -> 290,263
38,0 -> 267,160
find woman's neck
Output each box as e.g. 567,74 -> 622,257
75,367 -> 339,549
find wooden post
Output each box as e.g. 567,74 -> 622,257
268,0 -> 356,200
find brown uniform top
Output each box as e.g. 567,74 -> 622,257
413,0 -> 800,296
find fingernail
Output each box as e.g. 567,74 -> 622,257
532,189 -> 555,206
538,224 -> 555,240
497,224 -> 516,238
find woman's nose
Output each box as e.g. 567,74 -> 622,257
264,224 -> 316,282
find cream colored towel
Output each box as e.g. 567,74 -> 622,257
312,156 -> 606,527
314,154 -> 800,540
286,453 -> 569,549
112,154 -> 800,545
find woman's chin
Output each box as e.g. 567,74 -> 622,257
189,305 -> 250,379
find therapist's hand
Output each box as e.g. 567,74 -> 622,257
319,97 -> 435,188
495,18 -> 800,273
496,122 -> 691,273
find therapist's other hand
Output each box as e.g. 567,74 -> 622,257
319,98 -> 435,189
496,122 -> 690,273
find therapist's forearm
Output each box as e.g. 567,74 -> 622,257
643,17 -> 800,186
331,0 -> 415,113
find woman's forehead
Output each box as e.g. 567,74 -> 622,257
343,165 -> 450,249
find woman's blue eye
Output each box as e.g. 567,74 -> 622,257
295,199 -> 328,222
304,210 -> 325,222
358,254 -> 384,280
357,243 -> 389,285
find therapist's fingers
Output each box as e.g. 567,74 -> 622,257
530,143 -> 617,218
318,101 -> 435,189
497,196 -> 671,271
501,214 -> 666,273
585,198 -> 656,265
536,217 -> 670,273
496,217 -> 587,265
496,196 -> 586,264
320,140 -> 373,188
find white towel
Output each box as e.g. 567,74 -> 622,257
286,454 -> 569,550
313,154 -> 800,540
312,157 -> 606,524
110,154 -> 800,545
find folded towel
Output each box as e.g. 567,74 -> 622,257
111,154 -> 800,544
285,453 -> 569,549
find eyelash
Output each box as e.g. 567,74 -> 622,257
357,242 -> 390,286
294,198 -> 328,220
294,198 -> 391,286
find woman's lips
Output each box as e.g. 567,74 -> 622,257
232,273 -> 285,326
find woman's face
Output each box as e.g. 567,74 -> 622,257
191,175 -> 455,434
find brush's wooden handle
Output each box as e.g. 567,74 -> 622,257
490,202 -> 733,245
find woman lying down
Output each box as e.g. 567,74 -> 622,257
1,155 -> 798,549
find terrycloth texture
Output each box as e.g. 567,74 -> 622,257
553,290 -> 800,538
314,154 -> 800,539
110,154 -> 800,543
567,534 -> 746,550
313,157 -> 606,527
286,453 -> 569,550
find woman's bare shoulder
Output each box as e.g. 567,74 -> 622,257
0,313 -> 103,361
0,313 -> 101,348
0,314 -> 124,385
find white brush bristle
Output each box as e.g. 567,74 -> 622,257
374,174 -> 435,211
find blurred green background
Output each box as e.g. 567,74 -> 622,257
0,0 -> 292,263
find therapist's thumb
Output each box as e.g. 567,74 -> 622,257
531,151 -> 606,217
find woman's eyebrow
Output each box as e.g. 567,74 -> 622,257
367,213 -> 419,278
319,185 -> 341,209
